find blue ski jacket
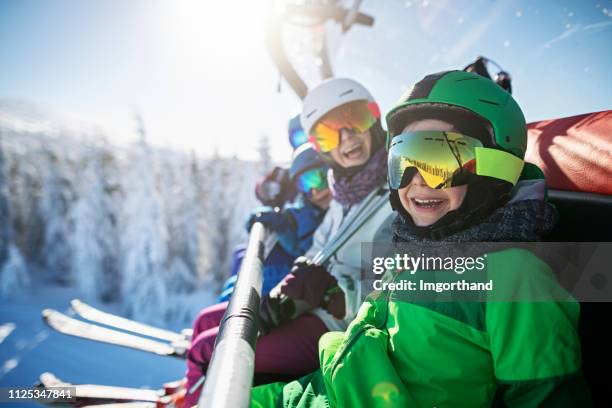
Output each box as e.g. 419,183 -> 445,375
219,198 -> 326,301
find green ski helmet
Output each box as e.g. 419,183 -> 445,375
386,70 -> 527,187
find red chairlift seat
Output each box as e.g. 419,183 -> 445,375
526,110 -> 611,406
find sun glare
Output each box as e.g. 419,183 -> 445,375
159,0 -> 265,78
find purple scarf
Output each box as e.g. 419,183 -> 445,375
328,148 -> 388,206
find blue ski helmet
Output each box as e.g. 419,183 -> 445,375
291,143 -> 329,194
288,114 -> 308,149
290,143 -> 327,180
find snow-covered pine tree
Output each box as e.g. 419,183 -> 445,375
191,152 -> 213,284
205,153 -> 233,286
119,115 -> 168,323
0,130 -> 29,298
0,244 -> 30,298
0,133 -> 10,267
203,153 -> 261,289
38,149 -> 74,284
257,134 -> 273,175
68,143 -> 119,301
181,154 -> 202,281
98,145 -> 122,301
4,131 -> 46,265
224,159 -> 260,264
157,151 -> 197,295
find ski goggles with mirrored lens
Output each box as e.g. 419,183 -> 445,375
309,100 -> 381,153
289,127 -> 308,149
296,166 -> 329,194
388,131 -> 524,189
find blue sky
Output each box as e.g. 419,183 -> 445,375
1,0 -> 610,160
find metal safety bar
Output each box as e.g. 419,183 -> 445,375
198,222 -> 267,408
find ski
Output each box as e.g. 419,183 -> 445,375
35,372 -> 177,407
70,299 -> 192,343
42,309 -> 188,358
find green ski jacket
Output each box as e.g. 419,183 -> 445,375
251,248 -> 589,407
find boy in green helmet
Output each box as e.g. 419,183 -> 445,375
251,71 -> 590,407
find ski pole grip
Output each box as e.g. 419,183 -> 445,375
199,222 -> 267,408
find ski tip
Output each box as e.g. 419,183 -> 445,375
71,298 -> 83,308
38,371 -> 63,387
41,308 -> 55,319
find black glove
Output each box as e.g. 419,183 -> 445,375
280,257 -> 345,319
255,166 -> 295,207
245,206 -> 292,233
258,293 -> 295,335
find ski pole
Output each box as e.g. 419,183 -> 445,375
313,185 -> 389,265
198,222 -> 267,408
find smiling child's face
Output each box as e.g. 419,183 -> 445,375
329,128 -> 372,168
397,119 -> 468,227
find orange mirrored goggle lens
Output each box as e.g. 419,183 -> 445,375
309,100 -> 380,152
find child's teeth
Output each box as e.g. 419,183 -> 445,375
415,198 -> 442,204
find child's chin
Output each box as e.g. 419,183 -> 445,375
344,156 -> 368,168
410,214 -> 444,227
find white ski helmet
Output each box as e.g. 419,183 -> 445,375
300,78 -> 376,136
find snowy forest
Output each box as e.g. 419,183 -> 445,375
0,107 -> 265,325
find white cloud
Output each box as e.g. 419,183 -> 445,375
543,20 -> 612,49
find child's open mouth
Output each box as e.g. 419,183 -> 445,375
411,197 -> 445,210
342,144 -> 363,160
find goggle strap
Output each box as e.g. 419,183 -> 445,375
474,147 -> 524,185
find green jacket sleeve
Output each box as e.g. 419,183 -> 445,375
486,249 -> 590,407
320,326 -> 416,408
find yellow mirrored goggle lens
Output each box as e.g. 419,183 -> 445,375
388,131 -> 482,189
388,131 -> 524,189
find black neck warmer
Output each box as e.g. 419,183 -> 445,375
392,194 -> 557,243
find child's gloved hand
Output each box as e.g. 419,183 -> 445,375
255,166 -> 295,208
258,293 -> 295,335
245,206 -> 292,233
279,257 -> 344,318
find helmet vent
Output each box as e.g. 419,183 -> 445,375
305,109 -> 317,118
478,99 -> 500,106
339,89 -> 354,97
455,77 -> 480,82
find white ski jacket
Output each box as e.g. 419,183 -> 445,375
305,184 -> 393,331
